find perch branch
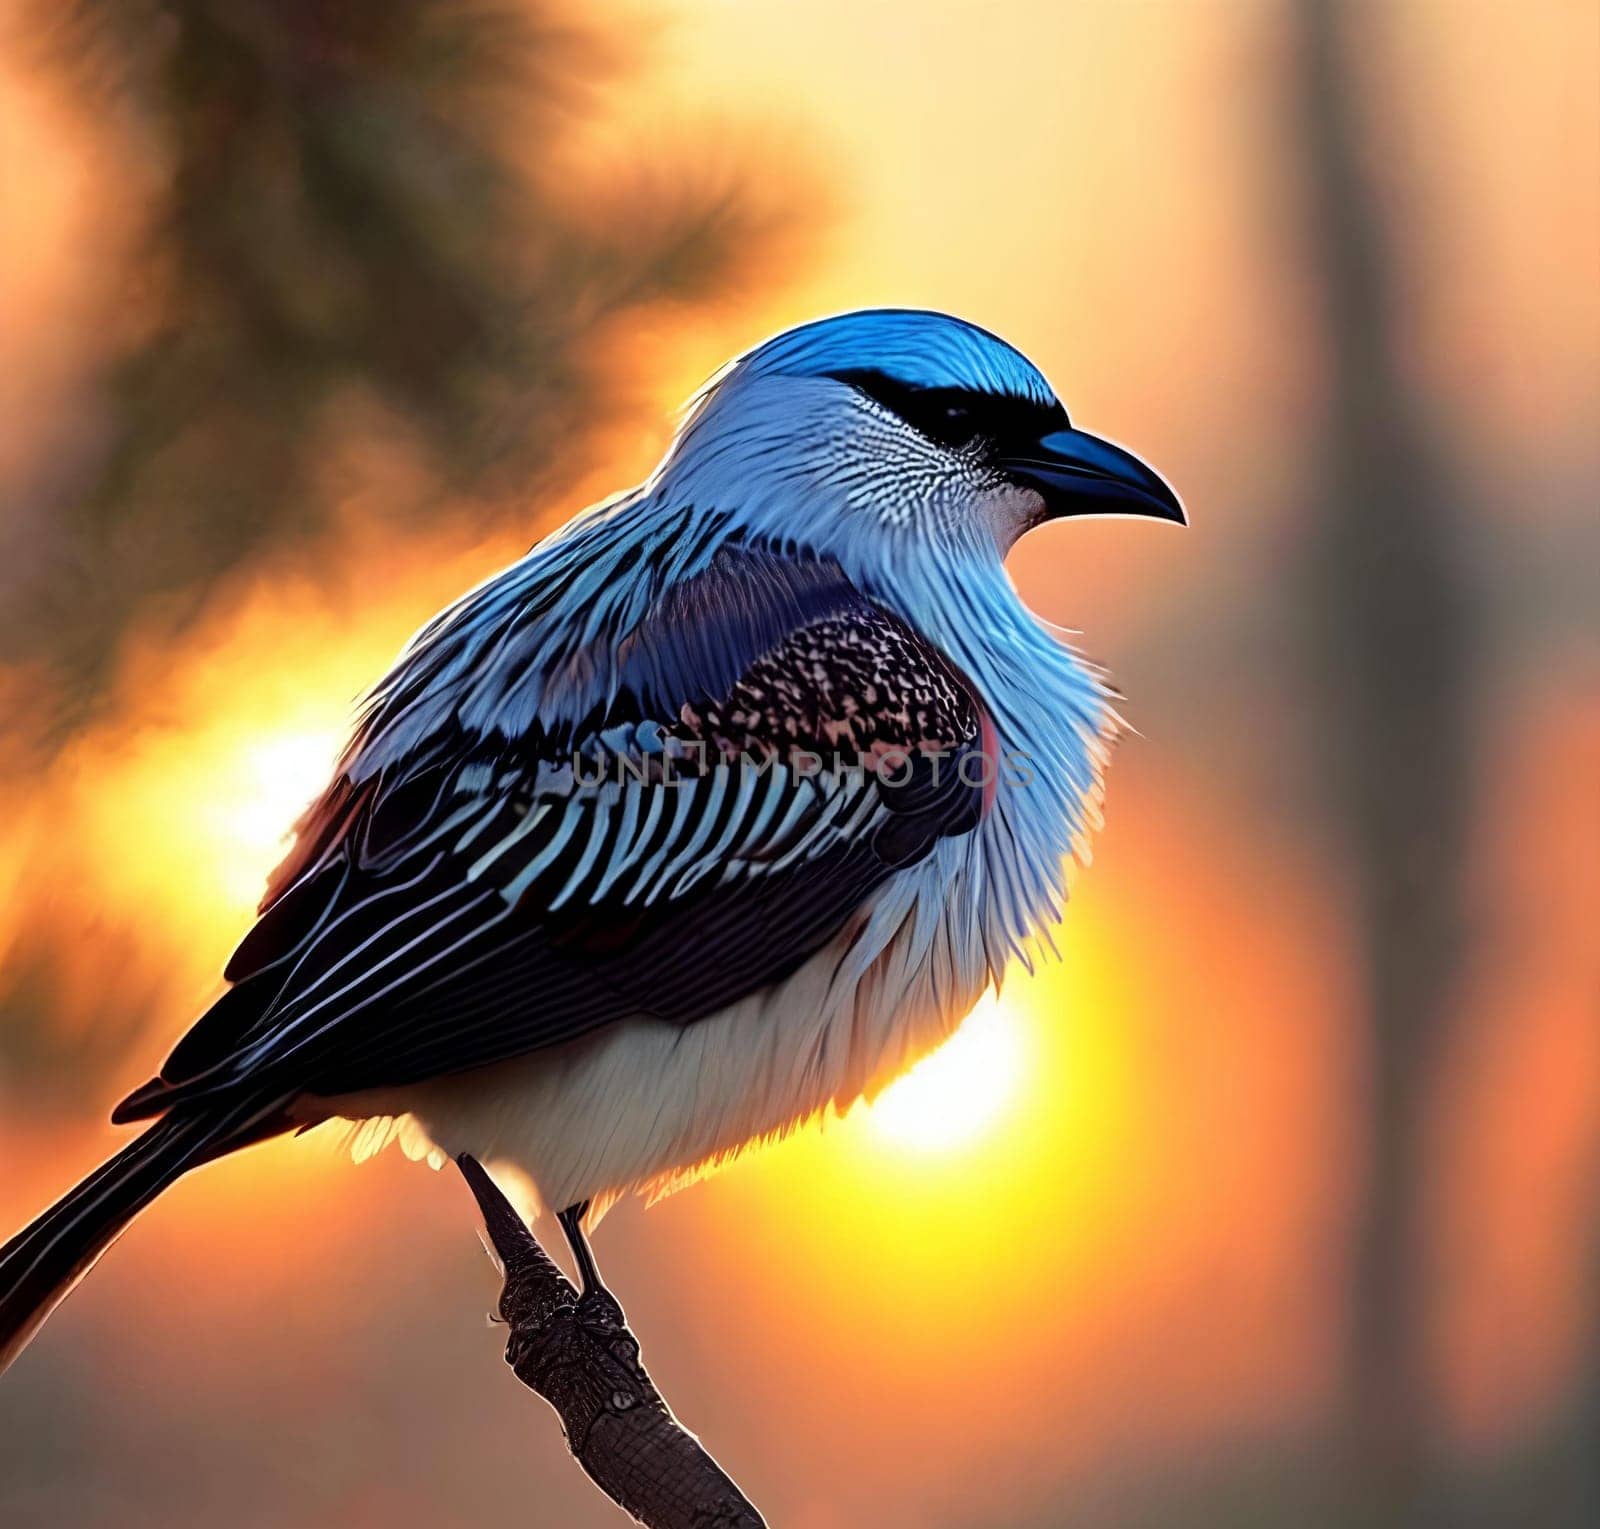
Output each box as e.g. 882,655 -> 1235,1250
456,1155 -> 765,1528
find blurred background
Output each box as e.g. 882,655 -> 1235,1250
0,1 -> 1594,1525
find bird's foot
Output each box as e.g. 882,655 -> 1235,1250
557,1200 -> 611,1302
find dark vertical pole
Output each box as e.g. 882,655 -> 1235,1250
1290,1 -> 1478,1522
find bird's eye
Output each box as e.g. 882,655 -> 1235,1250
939,402 -> 979,445
828,370 -> 991,452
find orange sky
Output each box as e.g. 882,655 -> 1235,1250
0,3 -> 1596,1525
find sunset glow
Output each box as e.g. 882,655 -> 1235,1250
0,1 -> 1594,1522
205,729 -> 342,906
867,993 -> 1024,1153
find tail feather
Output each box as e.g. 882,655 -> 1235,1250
0,1093 -> 285,1375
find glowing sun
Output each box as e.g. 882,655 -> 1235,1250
867,992 -> 1024,1153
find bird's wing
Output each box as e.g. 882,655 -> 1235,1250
115,541 -> 988,1120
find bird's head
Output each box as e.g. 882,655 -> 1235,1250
651,309 -> 1183,568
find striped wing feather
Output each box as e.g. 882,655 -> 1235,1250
114,544 -> 985,1122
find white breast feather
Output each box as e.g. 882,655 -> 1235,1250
322,837 -> 992,1220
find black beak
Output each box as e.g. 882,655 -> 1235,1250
1002,428 -> 1186,524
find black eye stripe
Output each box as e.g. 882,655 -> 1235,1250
828,368 -> 1067,457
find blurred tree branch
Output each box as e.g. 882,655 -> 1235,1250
457,1155 -> 765,1529
5,0 -> 794,746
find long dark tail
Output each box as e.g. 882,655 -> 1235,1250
0,1093 -> 285,1376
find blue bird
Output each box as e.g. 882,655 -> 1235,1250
0,309 -> 1182,1372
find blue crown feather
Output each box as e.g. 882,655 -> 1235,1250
739,308 -> 1057,405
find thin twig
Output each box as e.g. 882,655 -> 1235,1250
456,1155 -> 766,1528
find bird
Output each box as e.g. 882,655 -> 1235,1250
0,307 -> 1182,1374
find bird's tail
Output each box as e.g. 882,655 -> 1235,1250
0,1093 -> 285,1376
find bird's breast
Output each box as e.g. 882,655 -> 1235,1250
334,849 -> 991,1219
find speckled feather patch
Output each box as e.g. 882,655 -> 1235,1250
666,606 -> 977,771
